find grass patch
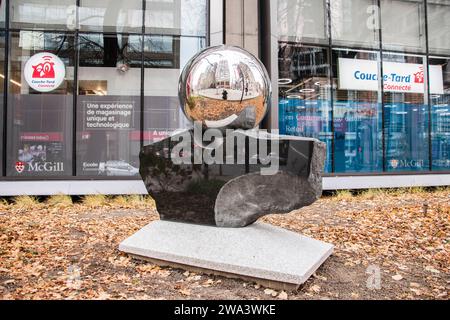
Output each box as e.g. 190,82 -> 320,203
12,195 -> 41,209
82,194 -> 109,208
332,189 -> 354,201
357,188 -> 386,200
0,198 -> 9,210
46,194 -> 73,208
111,195 -> 130,208
127,195 -> 156,208
382,187 -> 428,197
111,195 -> 156,209
434,186 -> 450,194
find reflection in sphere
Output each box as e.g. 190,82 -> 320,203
179,45 -> 271,130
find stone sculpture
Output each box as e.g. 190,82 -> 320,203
139,45 -> 326,228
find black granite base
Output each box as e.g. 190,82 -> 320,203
139,129 -> 325,227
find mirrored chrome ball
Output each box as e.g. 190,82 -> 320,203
179,45 -> 271,130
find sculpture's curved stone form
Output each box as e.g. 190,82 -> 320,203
215,141 -> 325,227
139,129 -> 325,227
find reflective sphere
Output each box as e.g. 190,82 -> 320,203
179,45 -> 271,130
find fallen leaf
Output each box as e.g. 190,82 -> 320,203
309,285 -> 321,293
392,274 -> 403,281
410,288 -> 422,296
278,291 -> 288,300
264,288 -> 277,296
179,288 -> 191,296
313,273 -> 328,281
425,266 -> 440,274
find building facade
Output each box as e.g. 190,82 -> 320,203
0,0 -> 449,195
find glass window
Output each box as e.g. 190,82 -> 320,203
76,33 -> 141,177
278,44 -> 332,173
0,0 -> 6,28
10,0 -> 76,31
383,53 -> 429,172
380,0 -> 426,53
332,49 -> 383,173
429,57 -> 450,171
143,35 -> 206,144
278,0 -> 328,44
79,0 -> 143,33
330,0 -> 380,49
0,32 -> 4,175
145,0 -> 207,36
6,32 -> 74,177
427,0 -> 450,56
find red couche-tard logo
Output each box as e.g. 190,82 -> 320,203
31,56 -> 56,79
414,66 -> 424,84
24,52 -> 65,93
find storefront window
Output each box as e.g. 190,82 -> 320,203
332,49 -> 383,173
383,53 -> 429,172
330,0 -> 380,49
10,0 -> 76,31
76,33 -> 141,177
380,0 -> 426,53
427,0 -> 450,56
278,44 -> 332,173
278,0 -> 328,44
0,31 -> 4,174
0,0 -> 6,28
79,0 -> 143,33
6,31 -> 74,177
145,0 -> 207,36
143,35 -> 206,144
429,57 -> 450,171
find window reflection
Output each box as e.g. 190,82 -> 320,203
332,49 -> 383,173
79,0 -> 143,33
427,0 -> 450,56
380,0 -> 426,53
143,35 -> 206,144
278,44 -> 332,173
278,0 -> 328,44
145,0 -> 207,36
430,57 -> 450,171
330,0 -> 380,49
7,32 -> 74,177
0,0 -> 6,28
0,32 -> 4,174
10,0 -> 76,31
76,33 -> 141,177
383,53 -> 429,172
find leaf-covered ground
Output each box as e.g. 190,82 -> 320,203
0,190 -> 448,300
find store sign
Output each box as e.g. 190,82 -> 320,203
15,161 -> 65,174
24,52 -> 65,92
15,132 -> 65,175
338,58 -> 444,95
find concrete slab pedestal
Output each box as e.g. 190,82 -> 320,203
119,220 -> 333,290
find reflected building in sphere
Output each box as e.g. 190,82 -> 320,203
179,45 -> 270,130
